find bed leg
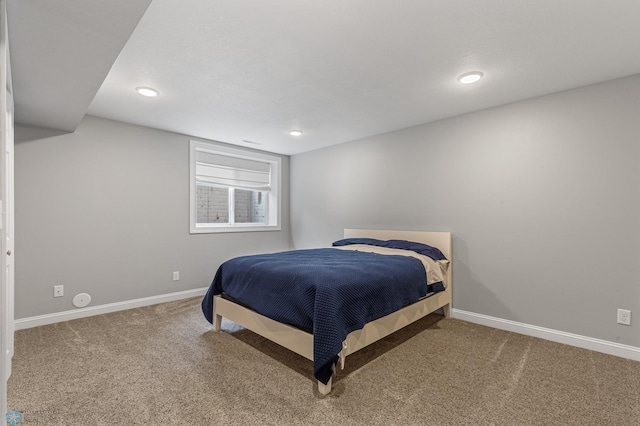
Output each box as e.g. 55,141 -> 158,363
212,296 -> 222,331
442,304 -> 451,318
213,314 -> 222,331
318,377 -> 332,396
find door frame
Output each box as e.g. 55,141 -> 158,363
1,0 -> 14,418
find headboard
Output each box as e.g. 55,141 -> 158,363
343,229 -> 452,261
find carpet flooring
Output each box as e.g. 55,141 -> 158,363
7,297 -> 640,425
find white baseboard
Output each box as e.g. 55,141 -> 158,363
14,287 -> 209,330
452,308 -> 640,362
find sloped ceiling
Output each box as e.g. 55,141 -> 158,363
9,1 -> 640,155
7,0 -> 152,132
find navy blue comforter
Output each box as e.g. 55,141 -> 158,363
202,248 -> 437,384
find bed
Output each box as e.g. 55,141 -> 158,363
202,229 -> 452,395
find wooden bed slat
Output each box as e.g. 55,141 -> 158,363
343,289 -> 451,357
213,296 -> 314,360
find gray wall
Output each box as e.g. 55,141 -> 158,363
15,116 -> 290,319
290,74 -> 640,347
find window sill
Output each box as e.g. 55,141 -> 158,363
190,224 -> 281,234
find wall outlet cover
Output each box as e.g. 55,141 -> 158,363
617,308 -> 631,326
53,285 -> 64,298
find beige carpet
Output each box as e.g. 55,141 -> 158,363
7,297 -> 640,425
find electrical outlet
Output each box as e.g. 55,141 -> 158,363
173,271 -> 179,281
617,309 -> 631,326
53,285 -> 64,298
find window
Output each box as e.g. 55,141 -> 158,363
190,140 -> 281,233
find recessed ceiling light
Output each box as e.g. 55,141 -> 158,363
457,71 -> 484,84
289,130 -> 303,136
135,86 -> 160,97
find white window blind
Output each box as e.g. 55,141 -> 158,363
195,151 -> 271,191
190,140 -> 281,233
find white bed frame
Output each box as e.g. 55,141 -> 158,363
210,229 -> 452,395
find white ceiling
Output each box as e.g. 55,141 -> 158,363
10,1 -> 640,155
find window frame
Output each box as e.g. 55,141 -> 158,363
189,140 -> 281,234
